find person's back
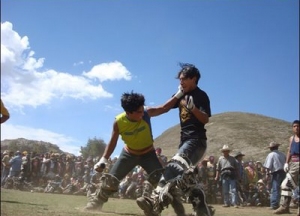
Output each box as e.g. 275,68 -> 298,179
263,141 -> 286,210
9,152 -> 22,177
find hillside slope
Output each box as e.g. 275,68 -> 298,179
154,112 -> 292,162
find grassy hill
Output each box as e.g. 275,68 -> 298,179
154,112 -> 292,162
1,138 -> 65,155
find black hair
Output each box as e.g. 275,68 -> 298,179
270,146 -> 279,151
121,91 -> 145,113
292,120 -> 299,125
176,63 -> 201,84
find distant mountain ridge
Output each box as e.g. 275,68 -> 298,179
154,112 -> 292,162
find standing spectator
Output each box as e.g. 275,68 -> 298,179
207,155 -> 217,204
56,154 -> 66,178
198,158 -> 209,185
0,99 -> 10,124
263,141 -> 286,210
274,120 -> 299,215
1,151 -> 13,186
8,151 -> 22,177
40,153 -> 50,176
21,151 -> 31,181
234,151 -> 247,206
65,155 -> 75,177
44,153 -> 58,180
215,145 -> 239,208
74,156 -> 84,178
31,156 -> 41,186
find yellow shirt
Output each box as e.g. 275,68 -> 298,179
116,111 -> 153,150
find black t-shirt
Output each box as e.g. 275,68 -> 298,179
174,87 -> 211,140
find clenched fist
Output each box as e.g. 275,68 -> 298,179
185,95 -> 195,111
94,157 -> 108,173
174,85 -> 184,99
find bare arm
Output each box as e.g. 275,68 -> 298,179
286,136 -> 293,163
147,97 -> 178,117
215,170 -> 220,181
190,107 -> 209,125
215,161 -> 220,180
102,120 -> 119,160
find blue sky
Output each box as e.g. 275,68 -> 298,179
1,0 -> 299,157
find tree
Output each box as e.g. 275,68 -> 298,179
80,137 -> 106,159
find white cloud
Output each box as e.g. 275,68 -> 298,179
1,124 -> 81,155
1,21 -> 132,109
73,61 -> 84,66
83,61 -> 132,82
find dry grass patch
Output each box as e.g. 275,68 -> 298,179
1,189 -> 298,216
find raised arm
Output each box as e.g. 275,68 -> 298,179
147,97 -> 178,117
147,86 -> 184,117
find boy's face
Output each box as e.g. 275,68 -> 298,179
126,106 -> 144,122
293,123 -> 299,135
179,73 -> 197,93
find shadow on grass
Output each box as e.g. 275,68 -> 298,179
1,200 -> 47,207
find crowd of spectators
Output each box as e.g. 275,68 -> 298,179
1,148 -> 299,210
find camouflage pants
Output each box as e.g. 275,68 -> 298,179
86,174 -> 120,210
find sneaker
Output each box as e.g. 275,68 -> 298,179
269,206 -> 278,210
234,205 -> 239,208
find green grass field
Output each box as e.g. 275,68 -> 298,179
1,189 -> 298,216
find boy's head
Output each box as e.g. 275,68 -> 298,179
177,63 -> 201,85
121,92 -> 145,121
292,120 -> 299,135
121,91 -> 145,113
